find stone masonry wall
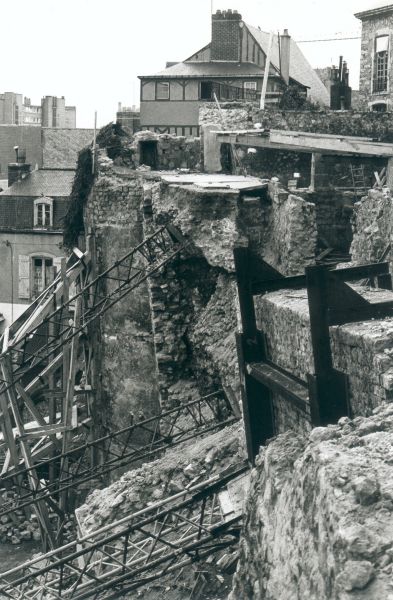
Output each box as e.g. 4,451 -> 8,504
84,153 -> 160,431
114,131 -> 201,171
350,188 -> 393,268
199,103 -> 393,141
262,182 -> 317,275
230,403 -> 393,600
255,287 -> 393,431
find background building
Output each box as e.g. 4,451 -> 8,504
0,153 -> 75,328
0,92 -> 77,127
355,3 -> 393,111
138,9 -> 329,136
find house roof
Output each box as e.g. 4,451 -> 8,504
139,25 -> 329,106
140,61 -> 268,79
246,25 -> 330,105
42,128 -> 94,169
355,2 -> 393,19
0,169 -> 75,197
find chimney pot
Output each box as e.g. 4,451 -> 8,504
283,28 -> 289,35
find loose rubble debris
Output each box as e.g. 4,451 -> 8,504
230,402 -> 393,599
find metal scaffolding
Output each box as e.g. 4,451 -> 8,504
0,224 -> 191,548
0,463 -> 249,599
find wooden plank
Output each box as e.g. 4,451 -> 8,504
329,300 -> 393,325
252,274 -> 306,295
219,132 -> 393,157
248,362 -> 309,412
22,424 -> 68,439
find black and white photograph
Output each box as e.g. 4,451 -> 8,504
0,0 -> 391,597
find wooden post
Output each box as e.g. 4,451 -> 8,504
234,247 -> 275,464
306,265 -> 350,425
309,152 -> 321,192
386,156 -> 393,192
260,32 -> 274,110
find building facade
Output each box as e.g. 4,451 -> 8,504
355,3 -> 393,111
0,93 -> 77,127
0,161 -> 74,328
138,9 -> 329,136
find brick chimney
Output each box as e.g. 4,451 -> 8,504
211,9 -> 242,61
280,29 -> 291,85
8,147 -> 31,187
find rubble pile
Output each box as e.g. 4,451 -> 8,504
0,491 -> 77,546
230,402 -> 393,600
76,421 -> 244,534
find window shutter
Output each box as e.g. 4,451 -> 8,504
53,256 -> 62,275
18,255 -> 30,299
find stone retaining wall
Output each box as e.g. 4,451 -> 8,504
199,103 -> 393,141
255,287 -> 393,432
350,189 -> 393,269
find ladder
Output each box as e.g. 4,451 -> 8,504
350,164 -> 367,195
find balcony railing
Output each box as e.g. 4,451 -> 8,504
201,81 -> 260,102
373,76 -> 388,93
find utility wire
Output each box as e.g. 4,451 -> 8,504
296,36 -> 361,43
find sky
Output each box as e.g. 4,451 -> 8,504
0,0 -> 387,128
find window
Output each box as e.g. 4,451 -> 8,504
18,254 -> 61,300
33,257 -> 53,297
374,35 -> 389,92
156,82 -> 170,100
372,102 -> 388,112
200,81 -> 214,100
34,197 -> 53,228
244,81 -> 257,90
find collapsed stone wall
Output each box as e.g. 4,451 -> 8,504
350,189 -> 393,268
140,179 -> 317,410
255,287 -> 393,433
230,403 -> 393,600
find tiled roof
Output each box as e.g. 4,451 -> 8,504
246,25 -> 330,106
0,169 -> 75,197
141,61 -> 266,78
42,128 -> 94,169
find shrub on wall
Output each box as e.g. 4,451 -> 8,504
63,146 -> 94,249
